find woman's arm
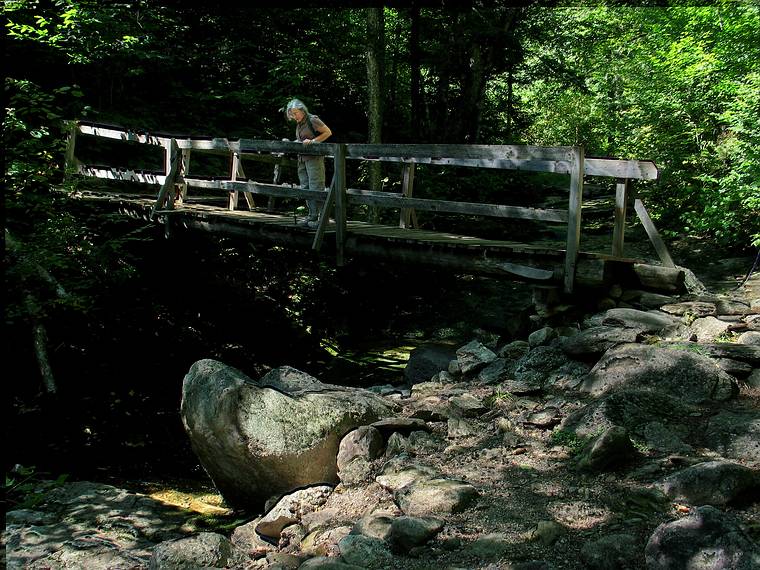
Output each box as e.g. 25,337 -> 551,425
304,119 -> 332,144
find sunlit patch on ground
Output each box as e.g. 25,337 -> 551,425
546,500 -> 613,529
135,480 -> 233,516
148,487 -> 232,515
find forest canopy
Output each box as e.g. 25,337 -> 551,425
5,1 -> 759,251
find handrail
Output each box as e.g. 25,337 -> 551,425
65,120 -> 668,293
73,121 -> 658,179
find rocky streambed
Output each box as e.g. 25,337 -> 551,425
4,263 -> 760,570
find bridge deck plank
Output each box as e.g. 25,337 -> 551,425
75,192 -> 638,264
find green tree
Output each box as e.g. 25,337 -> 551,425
515,3 -> 760,249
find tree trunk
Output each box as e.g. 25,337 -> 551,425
409,4 -> 422,141
31,316 -> 57,395
457,8 -> 521,143
459,43 -> 486,142
6,229 -> 63,394
366,7 -> 384,222
507,64 -> 514,140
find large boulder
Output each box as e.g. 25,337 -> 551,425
181,360 -> 393,510
704,410 -> 760,465
657,460 -> 760,507
149,532 -> 248,570
560,388 -> 696,440
599,308 -> 678,332
578,344 -> 738,404
404,344 -> 456,385
644,505 -> 760,569
561,326 -> 640,358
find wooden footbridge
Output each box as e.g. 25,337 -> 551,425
64,120 -> 684,295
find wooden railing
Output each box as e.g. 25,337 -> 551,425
65,120 -> 666,293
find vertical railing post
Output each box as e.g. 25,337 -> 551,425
399,162 -> 418,229
229,152 -> 240,211
334,143 -> 347,266
151,138 -> 179,220
612,177 -> 629,258
229,152 -> 255,211
64,121 -> 80,175
177,148 -> 191,205
564,145 -> 584,294
267,157 -> 282,211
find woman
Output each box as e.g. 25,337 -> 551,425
284,99 -> 332,228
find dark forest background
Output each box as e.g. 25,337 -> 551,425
4,2 -> 759,489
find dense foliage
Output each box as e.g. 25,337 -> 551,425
516,4 -> 760,246
3,2 -> 759,478
6,2 -> 758,239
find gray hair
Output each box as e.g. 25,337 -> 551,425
284,98 -> 309,121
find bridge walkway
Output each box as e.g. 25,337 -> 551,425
65,121 -> 684,295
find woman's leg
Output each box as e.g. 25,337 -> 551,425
305,157 -> 326,221
297,157 -> 312,223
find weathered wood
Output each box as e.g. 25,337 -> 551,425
333,143 -> 348,266
239,153 -> 297,167
64,123 -> 81,173
564,146 -> 584,293
575,257 -> 608,287
343,222 -> 564,254
350,155 -> 573,173
75,122 -> 658,180
77,122 -> 167,146
632,263 -> 685,292
400,163 -> 417,229
585,158 -> 658,180
238,139 -> 333,156
268,157 -> 283,211
342,236 -> 559,281
634,196 -> 675,267
151,139 -> 180,219
69,120 -> 671,294
173,217 -> 319,251
612,178 -> 629,257
227,153 -> 254,211
176,149 -> 192,204
347,143 -> 575,162
345,189 -> 568,223
77,165 -> 166,184
74,196 -> 688,294
229,152 -> 240,211
186,179 -> 326,203
312,179 -> 337,252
